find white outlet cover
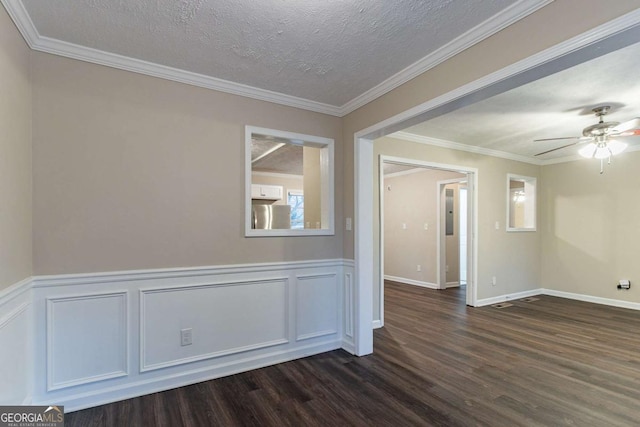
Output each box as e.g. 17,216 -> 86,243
180,328 -> 193,346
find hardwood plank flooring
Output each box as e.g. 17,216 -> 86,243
66,282 -> 640,426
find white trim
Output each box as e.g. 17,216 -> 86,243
0,0 -> 38,47
245,125 -> 335,237
4,0 -> 640,120
475,288 -> 640,311
354,137 -> 374,356
384,275 -> 439,290
388,128 -> 640,169
0,301 -> 30,329
37,340 -> 341,413
295,273 -> 339,342
28,259 -> 349,410
32,259 -> 348,288
0,277 -> 32,308
46,291 -> 129,391
353,9 -> 640,141
506,173 -> 537,232
343,272 -> 354,339
1,0 -> 550,117
391,132 -> 542,165
338,0 -> 553,115
372,320 -> 383,329
377,157 -> 385,329
446,282 -> 460,288
541,289 -> 640,311
139,278 -> 290,372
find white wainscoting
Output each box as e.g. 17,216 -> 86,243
341,270 -> 355,353
140,278 -> 289,372
0,278 -> 32,405
27,259 -> 353,412
46,292 -> 128,391
296,273 -> 338,341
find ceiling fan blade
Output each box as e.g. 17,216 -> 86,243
534,141 -> 582,156
611,117 -> 640,134
611,128 -> 640,137
533,136 -> 581,142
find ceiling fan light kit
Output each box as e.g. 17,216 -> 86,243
534,106 -> 640,173
578,139 -> 627,159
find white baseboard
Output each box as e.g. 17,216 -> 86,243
341,339 -> 355,355
37,340 -> 341,412
446,281 -> 460,288
541,288 -> 640,311
475,287 -> 640,311
384,275 -> 438,289
372,319 -> 383,329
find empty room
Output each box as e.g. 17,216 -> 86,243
1,1 -> 640,425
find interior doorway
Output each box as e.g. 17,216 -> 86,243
437,177 -> 467,290
378,155 -> 476,327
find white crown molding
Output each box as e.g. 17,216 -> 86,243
356,8 -> 640,142
1,0 -> 342,116
338,0 -> 554,116
0,0 -> 38,47
4,0 -> 640,122
390,131 -> 544,165
33,36 -> 343,116
2,0 -> 551,118
386,133 -> 640,168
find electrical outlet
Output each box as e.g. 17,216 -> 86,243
492,276 -> 497,286
445,265 -> 449,273
424,223 -> 428,230
402,223 -> 407,230
346,217 -> 352,231
181,328 -> 193,346
618,279 -> 631,290
417,265 -> 421,272
495,221 -> 500,230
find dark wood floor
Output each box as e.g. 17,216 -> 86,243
67,282 -> 640,426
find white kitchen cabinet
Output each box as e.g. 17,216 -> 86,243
251,184 -> 283,200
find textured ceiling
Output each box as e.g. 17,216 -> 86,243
20,0 -> 519,107
402,40 -> 640,161
251,134 -> 304,175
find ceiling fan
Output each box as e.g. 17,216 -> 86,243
534,106 -> 640,173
